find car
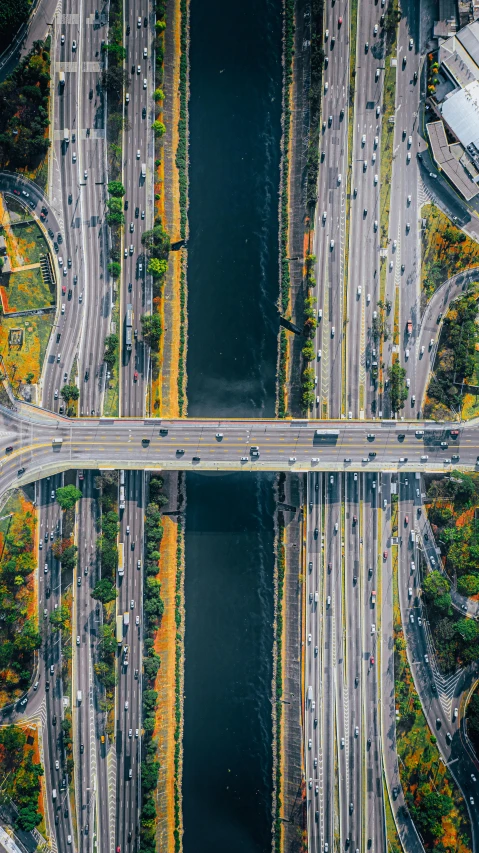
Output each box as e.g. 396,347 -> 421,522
337,173 -> 342,184
125,701 -> 129,710
136,149 -> 140,160
134,371 -> 138,381
61,34 -> 65,44
141,210 -> 145,219
363,208 -> 367,217
470,796 -> 475,806
54,389 -> 59,399
424,654 -> 429,663
354,726 -> 359,737
404,514 -> 409,525
77,577 -> 81,586
365,41 -> 369,52
383,550 -> 388,559
409,37 -> 414,48
72,40 -> 76,50
330,239 -> 334,249
331,326 -> 335,337
125,93 -> 130,104
84,170 -> 88,179
142,106 -> 147,118
410,613 -> 414,623
130,599 -> 134,609
143,78 -> 147,89
361,134 -> 366,146
371,624 -> 376,634
370,656 -> 374,665
55,760 -> 60,770
376,104 -> 380,117
130,223 -> 134,232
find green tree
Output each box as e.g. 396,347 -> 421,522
92,579 -> 117,603
455,618 -> 478,643
61,384 -> 79,404
108,261 -> 121,278
457,574 -> 479,596
387,361 -> 408,413
55,485 -> 82,510
153,88 -> 165,101
152,120 -> 166,137
141,314 -> 162,349
50,605 -> 69,631
422,570 -> 450,600
147,257 -> 168,278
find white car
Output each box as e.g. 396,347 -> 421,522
143,47 -> 148,58
331,326 -> 335,337
124,701 -> 129,710
54,389 -> 59,398
373,220 -> 378,231
55,760 -> 59,770
371,624 -> 376,634
143,78 -> 147,89
135,729 -> 139,738
61,34 -> 65,44
406,152 -> 411,163
374,174 -> 378,184
76,636 -> 80,645
128,729 -> 132,738
322,211 -> 327,222
72,40 -> 77,50
357,285 -> 361,296
372,152 -> 376,163
136,149 -> 140,159
72,152 -> 77,162
330,239 -> 334,249
136,615 -> 140,625
125,93 -> 130,104
337,173 -> 342,184
405,349 -> 409,359
308,633 -> 312,644
408,135 -> 412,147
361,134 -> 366,146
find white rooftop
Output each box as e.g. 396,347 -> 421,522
441,79 -> 479,147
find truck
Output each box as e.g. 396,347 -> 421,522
371,590 -> 376,606
410,530 -> 416,544
64,128 -> 70,143
307,685 -> 313,703
141,162 -> 146,178
59,71 -> 65,86
77,690 -> 82,704
116,614 -> 123,644
52,789 -> 57,800
123,611 -> 130,627
125,304 -> 133,351
406,320 -> 412,336
118,542 -> 124,576
52,437 -> 63,446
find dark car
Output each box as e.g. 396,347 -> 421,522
125,200 -> 129,210
5,446 -> 13,453
85,370 -> 89,381
45,681 -> 50,691
159,428 -> 168,436
17,467 -> 25,476
142,107 -> 146,118
52,715 -> 57,725
57,233 -> 62,243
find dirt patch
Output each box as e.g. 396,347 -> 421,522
153,0 -> 185,418
152,474 -> 180,850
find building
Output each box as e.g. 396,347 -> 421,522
439,19 -> 479,87
427,120 -> 479,199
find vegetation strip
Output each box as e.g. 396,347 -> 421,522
272,475 -> 286,852
379,1 -> 400,303
276,0 -> 294,418
175,0 -> 189,415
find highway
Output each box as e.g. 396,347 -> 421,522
347,1 -> 385,419
312,2 -> 350,419
120,3 -> 153,418
115,470 -> 143,853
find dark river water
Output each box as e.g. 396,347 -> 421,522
183,0 -> 283,851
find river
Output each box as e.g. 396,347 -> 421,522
183,0 -> 283,850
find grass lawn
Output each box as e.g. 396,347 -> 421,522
421,204 -> 479,298
1,267 -> 53,313
3,195 -> 31,222
10,220 -> 49,264
0,313 -> 52,387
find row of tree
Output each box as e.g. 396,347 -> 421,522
0,501 -> 41,692
140,476 -> 167,853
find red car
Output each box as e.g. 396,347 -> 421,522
62,285 -> 66,294
133,371 -> 138,381
13,189 -> 19,195
383,550 -> 388,559
370,656 -> 375,665
404,514 -> 409,526
338,15 -> 343,25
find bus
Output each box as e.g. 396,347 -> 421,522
125,304 -> 133,351
116,614 -> 123,644
120,470 -> 125,486
118,542 -> 124,576
314,429 -> 340,444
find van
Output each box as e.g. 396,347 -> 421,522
59,71 -> 65,86
77,690 -> 82,703
52,789 -> 57,800
308,685 -> 313,702
141,163 -> 146,178
314,591 -> 318,603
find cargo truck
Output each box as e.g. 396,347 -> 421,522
406,320 -> 412,335
118,542 -> 124,576
123,611 -> 130,627
371,590 -> 376,606
59,71 -> 65,86
116,614 -> 123,644
64,128 -> 70,143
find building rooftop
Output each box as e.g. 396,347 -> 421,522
427,120 -> 479,199
441,79 -> 479,147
